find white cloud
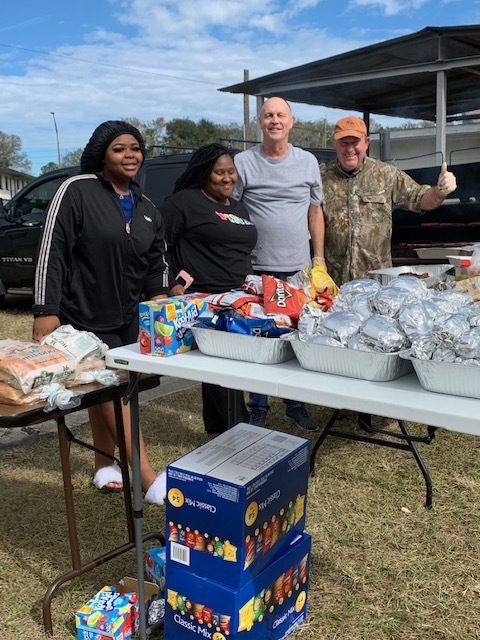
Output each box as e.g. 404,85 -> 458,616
0,0 -> 373,173
348,0 -> 428,16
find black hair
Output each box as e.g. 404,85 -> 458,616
173,143 -> 234,193
80,120 -> 146,173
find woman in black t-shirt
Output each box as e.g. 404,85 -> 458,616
161,144 -> 257,435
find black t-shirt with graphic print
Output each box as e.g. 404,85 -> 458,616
161,188 -> 257,294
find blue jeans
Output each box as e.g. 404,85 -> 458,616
248,269 -> 305,413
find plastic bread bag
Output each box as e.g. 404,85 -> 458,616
40,324 -> 108,363
431,346 -> 457,362
409,335 -> 437,360
66,367 -> 122,388
40,383 -> 81,412
467,245 -> 480,277
360,315 -> 408,353
433,313 -> 470,347
316,311 -> 363,345
0,339 -> 76,394
346,333 -> 377,352
398,300 -> 437,341
453,327 -> 480,359
370,286 -> 415,318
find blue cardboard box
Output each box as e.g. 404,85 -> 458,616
144,545 -> 166,589
164,532 -> 311,640
75,585 -> 139,640
138,294 -> 208,357
165,423 -> 309,588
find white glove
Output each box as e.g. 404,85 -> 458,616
437,162 -> 457,195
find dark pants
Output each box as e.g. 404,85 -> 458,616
248,270 -> 304,413
202,383 -> 249,434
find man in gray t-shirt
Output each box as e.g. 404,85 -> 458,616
233,96 -> 325,432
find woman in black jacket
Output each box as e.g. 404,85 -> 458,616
32,120 -> 170,504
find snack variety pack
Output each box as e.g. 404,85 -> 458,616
165,423 -> 309,589
163,532 -> 311,640
75,586 -> 139,640
138,294 -> 208,357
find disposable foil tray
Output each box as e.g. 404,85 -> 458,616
191,326 -> 294,364
400,352 -> 480,399
292,339 -> 412,381
368,264 -> 453,288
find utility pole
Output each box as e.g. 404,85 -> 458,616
243,69 -> 250,149
50,112 -> 61,166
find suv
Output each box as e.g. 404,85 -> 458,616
0,147 -> 337,304
0,153 -> 193,304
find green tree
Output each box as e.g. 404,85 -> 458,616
0,131 -> 32,172
163,118 -> 224,150
40,161 -> 58,174
124,117 -> 166,157
60,148 -> 83,167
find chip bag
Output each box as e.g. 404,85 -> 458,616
262,275 -> 308,321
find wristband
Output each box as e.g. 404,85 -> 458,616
175,270 -> 193,289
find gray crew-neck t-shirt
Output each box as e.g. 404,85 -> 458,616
233,144 -> 322,272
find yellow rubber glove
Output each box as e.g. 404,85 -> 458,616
310,262 -> 339,297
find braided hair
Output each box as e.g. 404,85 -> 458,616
174,143 -> 233,193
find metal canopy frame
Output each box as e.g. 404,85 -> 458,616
220,25 -> 480,158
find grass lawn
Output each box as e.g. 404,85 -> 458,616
0,295 -> 479,639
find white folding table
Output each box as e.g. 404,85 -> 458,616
106,343 -> 480,638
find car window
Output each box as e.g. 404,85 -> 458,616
13,177 -> 66,218
142,164 -> 187,207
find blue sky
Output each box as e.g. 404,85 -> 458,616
1,0 -> 478,175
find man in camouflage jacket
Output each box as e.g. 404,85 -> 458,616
321,116 -> 457,285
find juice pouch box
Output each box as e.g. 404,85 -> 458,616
138,294 -> 208,357
165,423 -> 309,589
75,585 -> 139,640
164,532 -> 311,640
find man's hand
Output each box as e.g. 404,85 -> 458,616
437,162 -> 457,196
32,315 -> 60,342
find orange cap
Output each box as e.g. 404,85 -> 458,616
333,116 -> 367,140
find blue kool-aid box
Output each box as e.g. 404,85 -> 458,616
165,423 -> 309,589
75,585 -> 139,640
164,532 -> 311,640
138,294 -> 208,357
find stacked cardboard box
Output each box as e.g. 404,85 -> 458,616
163,422 -> 312,640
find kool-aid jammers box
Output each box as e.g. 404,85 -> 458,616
165,423 -> 309,589
164,532 -> 311,640
138,294 -> 208,357
75,585 -> 139,640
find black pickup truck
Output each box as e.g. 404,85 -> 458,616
0,151 -> 478,304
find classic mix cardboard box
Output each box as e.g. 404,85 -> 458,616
165,423 -> 310,588
164,532 -> 311,640
138,294 -> 208,357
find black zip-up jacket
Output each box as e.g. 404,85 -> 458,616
33,173 -> 171,332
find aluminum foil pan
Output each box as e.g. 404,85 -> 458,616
368,264 -> 453,288
400,353 -> 480,399
292,338 -> 412,381
191,326 -> 294,364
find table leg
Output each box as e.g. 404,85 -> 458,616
125,371 -> 147,639
113,398 -> 134,541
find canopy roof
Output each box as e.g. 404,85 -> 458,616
220,26 -> 480,122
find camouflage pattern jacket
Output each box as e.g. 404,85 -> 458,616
321,156 -> 429,285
